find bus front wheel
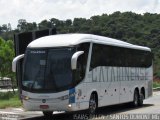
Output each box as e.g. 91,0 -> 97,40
89,93 -> 98,115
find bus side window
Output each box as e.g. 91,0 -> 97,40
76,43 -> 90,81
77,56 -> 84,81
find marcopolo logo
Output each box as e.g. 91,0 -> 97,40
31,51 -> 46,54
42,99 -> 46,103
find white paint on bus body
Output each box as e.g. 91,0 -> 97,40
16,34 -> 152,112
27,34 -> 150,51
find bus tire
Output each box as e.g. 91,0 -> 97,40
43,111 -> 53,117
131,90 -> 139,107
138,92 -> 144,106
88,93 -> 98,115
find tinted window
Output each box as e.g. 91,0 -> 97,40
23,48 -> 76,93
74,43 -> 90,82
90,44 -> 152,70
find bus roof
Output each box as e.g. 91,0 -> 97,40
28,34 -> 151,51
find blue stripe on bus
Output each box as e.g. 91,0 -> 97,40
69,88 -> 75,103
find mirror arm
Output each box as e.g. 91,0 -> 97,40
12,54 -> 25,72
71,51 -> 84,70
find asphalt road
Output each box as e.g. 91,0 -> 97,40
18,91 -> 160,120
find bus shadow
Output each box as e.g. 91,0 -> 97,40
45,103 -> 154,120
97,103 -> 154,115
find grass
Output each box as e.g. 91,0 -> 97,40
153,81 -> 160,89
0,91 -> 22,109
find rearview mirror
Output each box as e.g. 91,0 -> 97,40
12,54 -> 25,72
71,51 -> 84,70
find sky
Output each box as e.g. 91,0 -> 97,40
0,0 -> 160,29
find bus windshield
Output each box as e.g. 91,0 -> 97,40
22,47 -> 76,93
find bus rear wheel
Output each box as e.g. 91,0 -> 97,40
132,90 -> 139,107
89,93 -> 97,115
43,111 -> 53,117
138,92 -> 144,106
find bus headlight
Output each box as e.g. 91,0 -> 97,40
68,104 -> 72,108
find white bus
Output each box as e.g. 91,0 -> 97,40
12,34 -> 153,116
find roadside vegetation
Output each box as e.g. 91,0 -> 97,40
0,91 -> 21,109
153,81 -> 160,88
1,11 -> 160,83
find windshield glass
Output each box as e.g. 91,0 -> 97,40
22,47 -> 76,93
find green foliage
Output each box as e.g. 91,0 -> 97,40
0,91 -> 17,100
0,91 -> 21,108
0,38 -> 15,85
0,97 -> 21,109
153,82 -> 160,88
0,11 -> 160,79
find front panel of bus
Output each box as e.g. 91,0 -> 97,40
21,43 -> 90,111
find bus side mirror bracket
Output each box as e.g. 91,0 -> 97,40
71,51 -> 84,70
12,54 -> 25,72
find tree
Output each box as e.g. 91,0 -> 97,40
65,19 -> 72,26
38,20 -> 51,30
17,19 -> 27,32
26,22 -> 37,31
0,26 -> 2,34
8,23 -> 12,31
0,38 -> 15,89
1,24 -> 8,32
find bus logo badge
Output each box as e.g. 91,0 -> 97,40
42,99 -> 46,103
